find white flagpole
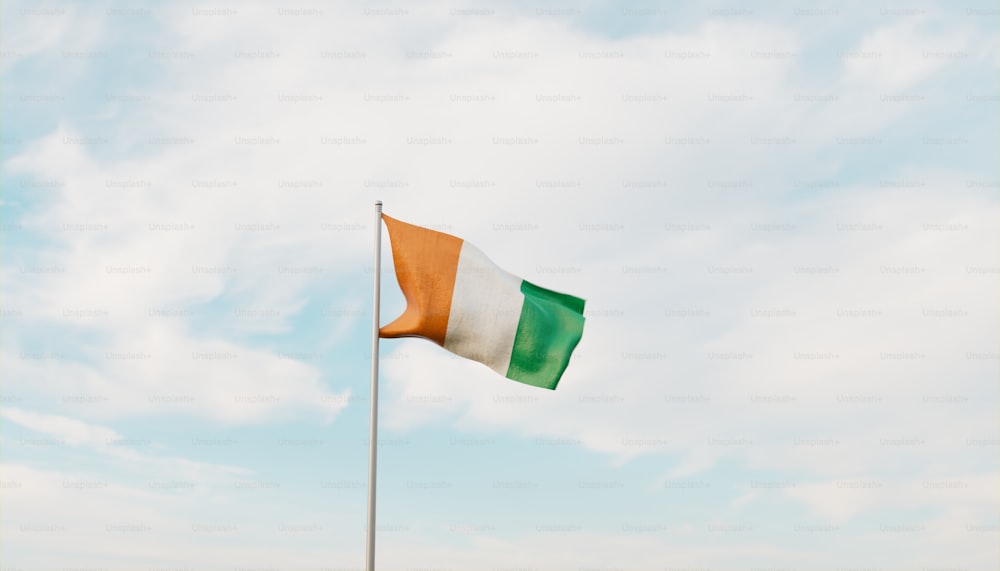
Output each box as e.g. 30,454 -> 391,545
365,200 -> 383,571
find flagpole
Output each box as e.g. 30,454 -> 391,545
365,200 -> 382,571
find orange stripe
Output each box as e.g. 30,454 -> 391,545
379,214 -> 463,346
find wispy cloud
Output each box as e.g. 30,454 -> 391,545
1,0 -> 997,568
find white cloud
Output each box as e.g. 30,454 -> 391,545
1,0 -> 997,567
2,322 -> 350,424
0,2 -> 101,74
0,463 -> 340,570
843,17 -> 977,91
0,407 -> 250,476
2,407 -> 118,446
785,469 -> 999,567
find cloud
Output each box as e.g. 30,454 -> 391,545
843,16 -> 981,91
0,462 -> 340,570
0,407 -> 250,476
1,0 -> 996,567
2,320 -> 350,424
785,472 -> 999,531
0,2 -> 99,74
2,407 -> 118,446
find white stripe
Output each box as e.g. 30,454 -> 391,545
444,242 -> 524,376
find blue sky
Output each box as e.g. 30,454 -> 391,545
1,1 -> 998,569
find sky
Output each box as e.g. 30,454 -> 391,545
0,1 -> 997,570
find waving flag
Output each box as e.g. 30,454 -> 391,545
379,214 -> 585,389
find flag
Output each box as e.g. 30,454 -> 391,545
379,214 -> 585,389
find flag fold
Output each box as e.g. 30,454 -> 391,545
379,214 -> 585,389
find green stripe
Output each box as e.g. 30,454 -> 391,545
505,280 -> 586,390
